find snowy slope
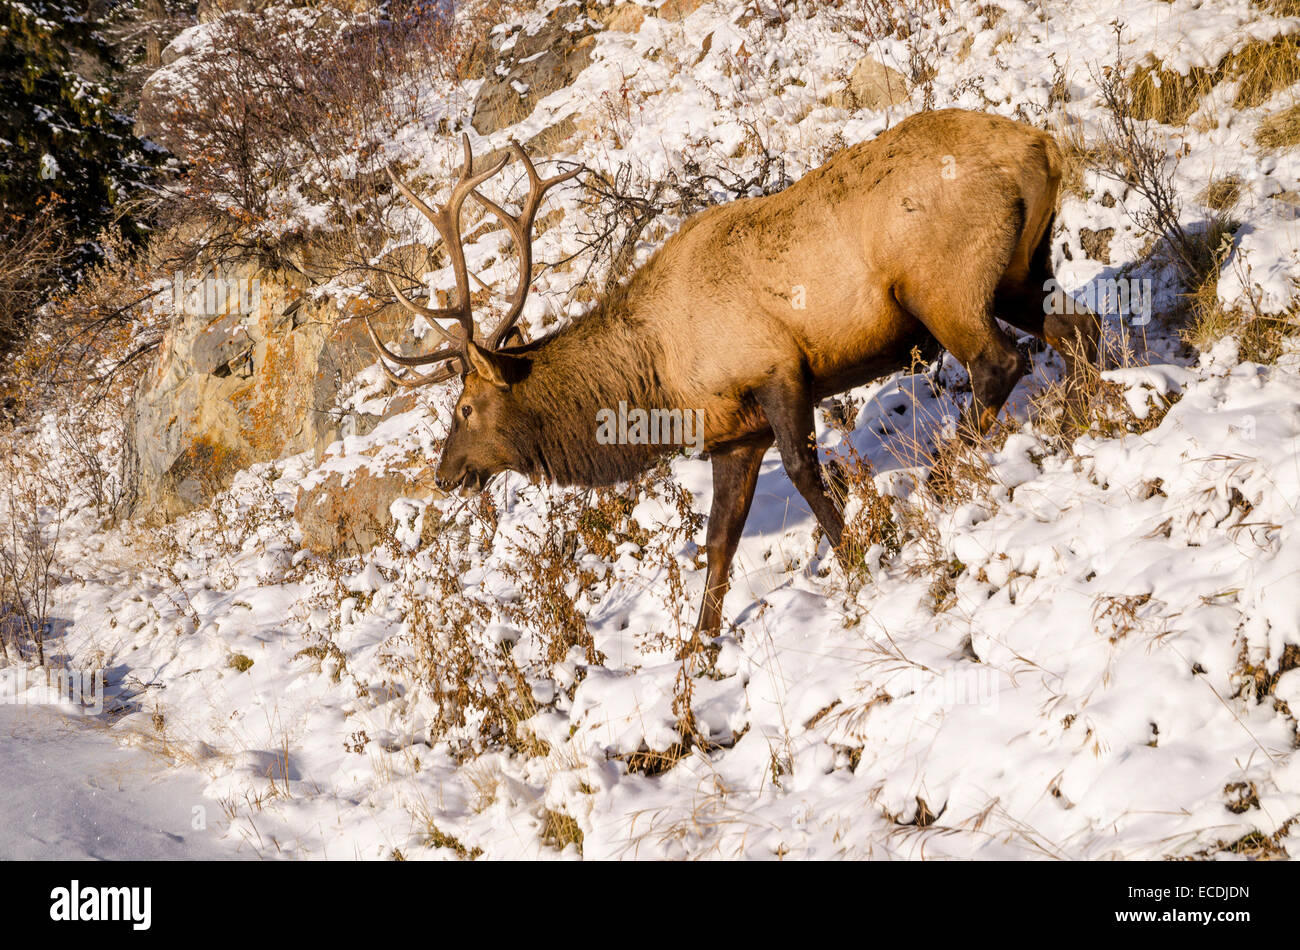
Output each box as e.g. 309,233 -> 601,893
0,704 -> 245,860
13,0 -> 1300,859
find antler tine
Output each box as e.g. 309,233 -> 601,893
371,133 -> 513,385
364,305 -> 463,367
439,134 -> 510,345
382,134 -> 508,330
373,355 -> 462,389
361,303 -> 465,388
383,273 -> 466,350
471,140 -> 582,349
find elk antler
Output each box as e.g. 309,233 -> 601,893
367,133 -> 579,387
471,142 -> 581,349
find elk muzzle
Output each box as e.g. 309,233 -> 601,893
434,455 -> 484,494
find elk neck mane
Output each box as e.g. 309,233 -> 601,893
501,279 -> 677,487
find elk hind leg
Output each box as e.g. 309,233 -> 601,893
688,433 -> 772,653
898,211 -> 1030,439
903,297 -> 1029,439
753,373 -> 846,562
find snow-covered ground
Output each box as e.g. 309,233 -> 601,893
7,0 -> 1300,859
0,704 -> 242,860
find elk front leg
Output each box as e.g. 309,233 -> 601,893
754,376 -> 847,562
994,279 -> 1102,406
966,336 -> 1030,437
694,434 -> 773,643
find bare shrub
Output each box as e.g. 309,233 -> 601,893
101,0 -> 197,112
140,1 -> 459,267
820,0 -> 949,45
5,218 -> 178,434
1093,27 -> 1236,291
0,438 -> 65,666
377,507 -> 546,762
500,497 -> 605,667
817,0 -> 946,107
824,431 -> 902,582
0,204 -> 68,372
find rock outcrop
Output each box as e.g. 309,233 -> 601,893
294,449 -> 441,555
125,262 -> 407,522
470,2 -> 605,135
826,57 -> 911,112
125,0 -> 665,535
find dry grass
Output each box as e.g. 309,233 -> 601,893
426,823 -> 484,860
1031,371 -> 1181,445
1238,312 -> 1300,363
370,458 -> 710,777
1227,33 -> 1300,110
539,808 -> 585,854
1175,214 -> 1239,329
1092,592 -> 1156,646
1020,311 -> 1182,446
1254,0 -> 1300,15
1256,102 -> 1300,148
1126,63 -> 1218,126
1214,825 -> 1293,859
835,359 -> 1006,613
824,434 -> 902,583
1054,120 -> 1106,202
1184,247 -> 1300,363
1233,642 -> 1300,704
1122,28 -> 1300,128
1202,175 -> 1244,213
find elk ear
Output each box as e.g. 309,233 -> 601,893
464,340 -> 529,388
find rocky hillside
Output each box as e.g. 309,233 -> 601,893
4,0 -> 1300,859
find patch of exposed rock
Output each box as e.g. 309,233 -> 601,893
124,262 -> 411,522
825,56 -> 911,112
470,2 -> 606,135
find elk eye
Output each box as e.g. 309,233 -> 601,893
461,405 -> 473,419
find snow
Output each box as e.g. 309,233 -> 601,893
7,0 -> 1300,860
0,706 -> 243,860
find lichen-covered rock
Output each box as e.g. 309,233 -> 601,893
294,454 -> 442,555
826,57 -> 911,112
125,262 -> 411,522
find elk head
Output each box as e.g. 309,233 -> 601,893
364,134 -> 579,493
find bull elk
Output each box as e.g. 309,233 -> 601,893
367,108 -> 1100,639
